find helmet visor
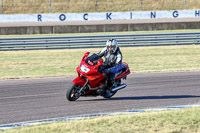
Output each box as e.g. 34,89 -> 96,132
107,45 -> 116,51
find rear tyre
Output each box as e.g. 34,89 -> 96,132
103,89 -> 117,98
66,83 -> 81,101
103,79 -> 120,99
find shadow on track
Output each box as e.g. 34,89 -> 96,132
80,95 -> 200,101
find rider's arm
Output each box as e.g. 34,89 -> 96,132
116,52 -> 122,65
97,47 -> 107,58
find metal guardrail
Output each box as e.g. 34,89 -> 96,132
0,32 -> 200,51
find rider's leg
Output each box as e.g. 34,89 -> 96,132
109,73 -> 117,88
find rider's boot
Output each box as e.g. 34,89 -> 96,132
108,73 -> 117,89
110,79 -> 117,89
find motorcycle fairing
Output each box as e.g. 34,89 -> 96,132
76,60 -> 106,88
115,63 -> 130,80
72,77 -> 87,87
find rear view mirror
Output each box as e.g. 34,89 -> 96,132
84,52 -> 90,57
82,52 -> 90,61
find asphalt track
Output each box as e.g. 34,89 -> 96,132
0,71 -> 200,125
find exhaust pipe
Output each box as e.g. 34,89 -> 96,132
111,84 -> 127,92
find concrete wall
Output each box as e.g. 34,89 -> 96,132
1,21 -> 200,35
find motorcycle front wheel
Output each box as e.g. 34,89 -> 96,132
66,83 -> 81,101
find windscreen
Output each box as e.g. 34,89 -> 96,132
85,53 -> 100,66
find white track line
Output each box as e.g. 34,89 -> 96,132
0,104 -> 200,130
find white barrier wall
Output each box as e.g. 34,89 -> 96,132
0,10 -> 200,22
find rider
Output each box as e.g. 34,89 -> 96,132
97,38 -> 123,89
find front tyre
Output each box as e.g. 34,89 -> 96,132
66,83 -> 81,101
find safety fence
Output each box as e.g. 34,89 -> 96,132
0,32 -> 200,51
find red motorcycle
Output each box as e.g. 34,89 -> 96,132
66,52 -> 130,101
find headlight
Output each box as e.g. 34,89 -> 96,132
80,65 -> 90,73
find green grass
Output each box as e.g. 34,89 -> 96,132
1,45 -> 200,79
1,107 -> 200,133
1,29 -> 200,38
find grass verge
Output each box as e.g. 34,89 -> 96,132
1,29 -> 200,38
0,107 -> 200,133
1,45 -> 200,79
1,0 -> 200,14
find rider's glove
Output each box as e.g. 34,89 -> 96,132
98,66 -> 104,73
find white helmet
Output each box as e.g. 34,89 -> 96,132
106,39 -> 118,53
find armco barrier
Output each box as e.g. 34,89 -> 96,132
0,32 -> 200,51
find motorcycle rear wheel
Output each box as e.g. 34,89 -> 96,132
103,89 -> 117,98
66,83 -> 81,101
103,79 -> 120,98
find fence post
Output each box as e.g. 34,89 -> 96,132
185,0 -> 187,9
1,0 -> 3,14
49,0 -> 51,13
141,0 -> 143,11
96,0 -> 98,12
